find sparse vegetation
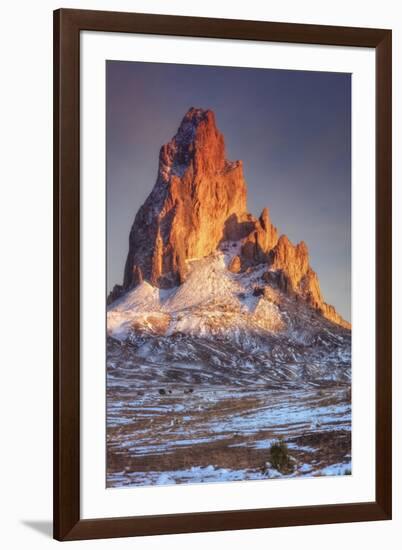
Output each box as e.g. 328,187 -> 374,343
269,439 -> 294,474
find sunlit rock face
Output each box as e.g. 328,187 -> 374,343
117,107 -> 349,330
266,236 -> 350,329
123,108 -> 248,289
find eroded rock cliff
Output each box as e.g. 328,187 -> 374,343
118,107 -> 350,329
123,108 -> 247,288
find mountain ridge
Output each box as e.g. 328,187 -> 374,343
109,107 -> 350,330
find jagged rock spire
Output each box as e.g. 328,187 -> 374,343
123,107 -> 247,289
119,107 -> 350,329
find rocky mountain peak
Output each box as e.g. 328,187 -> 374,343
268,235 -> 310,290
116,107 -> 350,330
123,107 -> 247,289
158,107 -> 228,185
265,235 -> 350,329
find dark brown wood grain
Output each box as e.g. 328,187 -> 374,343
375,30 -> 392,518
53,8 -> 81,541
53,8 -> 392,541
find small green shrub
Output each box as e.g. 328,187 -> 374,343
269,439 -> 293,473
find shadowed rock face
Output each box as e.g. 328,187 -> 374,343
119,107 -> 350,329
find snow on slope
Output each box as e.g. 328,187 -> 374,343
107,247 -> 350,386
163,254 -> 240,312
107,282 -> 170,339
107,252 -> 284,340
109,280 -> 160,312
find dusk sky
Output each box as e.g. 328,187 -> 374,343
106,61 -> 351,321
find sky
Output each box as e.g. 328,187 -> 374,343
106,61 -> 351,321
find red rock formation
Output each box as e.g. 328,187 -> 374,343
266,236 -> 350,329
123,108 -> 247,288
223,207 -> 278,267
120,107 -> 350,330
268,235 -> 310,291
240,208 -> 279,264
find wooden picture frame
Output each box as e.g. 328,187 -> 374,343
53,8 -> 392,541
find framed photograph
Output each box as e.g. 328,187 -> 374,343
53,8 -> 392,541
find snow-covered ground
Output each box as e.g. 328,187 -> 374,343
109,251 -> 306,339
109,460 -> 352,487
107,250 -> 351,385
106,248 -> 351,488
107,383 -> 351,487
